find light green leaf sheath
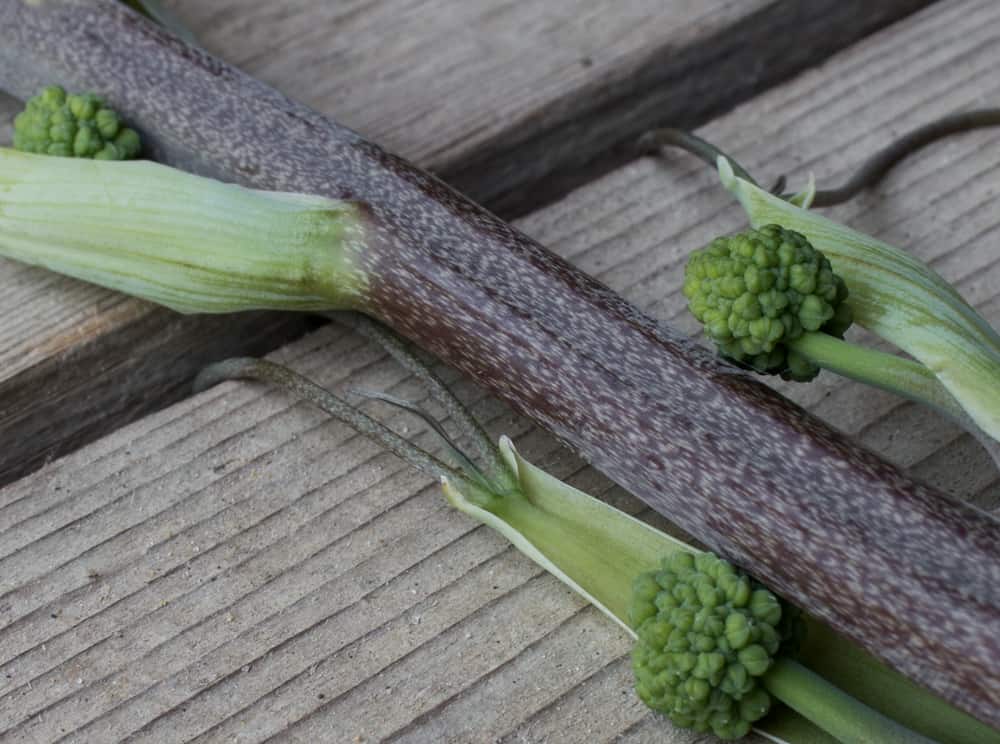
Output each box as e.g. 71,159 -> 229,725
0,149 -> 369,313
717,157 -> 1000,442
442,436 -> 691,634
443,440 -> 995,744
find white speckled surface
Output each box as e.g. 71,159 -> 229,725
0,0 -> 998,741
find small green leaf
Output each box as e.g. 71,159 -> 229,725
718,156 -> 1000,442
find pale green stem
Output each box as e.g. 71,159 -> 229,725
796,622 -> 999,744
763,659 -> 937,744
789,332 -> 968,426
793,333 -> 1000,470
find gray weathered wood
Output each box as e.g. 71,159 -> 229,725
1,1 -> 997,739
0,0 -> 932,485
168,0 -> 933,215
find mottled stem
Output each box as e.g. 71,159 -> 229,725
2,0 -> 998,725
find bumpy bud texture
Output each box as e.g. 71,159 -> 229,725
13,86 -> 142,161
630,552 -> 794,740
683,224 -> 852,381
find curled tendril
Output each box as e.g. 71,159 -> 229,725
639,109 -> 1000,207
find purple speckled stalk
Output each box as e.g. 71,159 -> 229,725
1,0 -> 997,726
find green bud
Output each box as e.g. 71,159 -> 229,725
73,124 -> 101,157
785,348 -> 818,382
39,85 -> 67,108
14,86 -> 142,161
640,618 -> 672,648
68,93 -> 100,121
655,592 -> 678,612
95,108 -> 121,139
672,608 -> 695,631
724,612 -> 750,650
633,573 -> 660,602
738,644 -> 772,676
732,292 -> 761,320
629,551 -> 797,740
799,293 -> 833,331
759,623 -> 781,656
685,677 -> 711,702
668,552 -> 695,574
696,581 -> 723,609
115,128 -> 143,159
789,262 -> 817,294
666,633 -> 689,652
674,652 -> 697,673
719,276 -> 745,299
722,663 -> 751,698
94,144 -> 122,161
701,614 -> 724,638
739,687 -> 772,722
693,633 -> 716,652
48,122 -> 76,143
750,589 -> 782,626
683,224 -> 850,378
693,652 -> 726,680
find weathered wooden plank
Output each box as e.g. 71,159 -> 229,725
169,0 -> 933,215
0,0 -> 932,485
1,1 -> 998,740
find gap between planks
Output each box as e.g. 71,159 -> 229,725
0,0 -> 935,486
3,0 -> 1000,741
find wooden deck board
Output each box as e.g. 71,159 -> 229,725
2,0 -> 1000,741
0,0 -> 932,485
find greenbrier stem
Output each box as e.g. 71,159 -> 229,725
763,658 -> 936,744
194,345 -> 995,744
790,109 -> 1000,207
789,332 -> 967,425
638,128 -> 761,186
640,109 -> 1000,207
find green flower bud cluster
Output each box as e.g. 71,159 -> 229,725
630,552 -> 791,740
13,86 -> 142,161
683,224 -> 852,381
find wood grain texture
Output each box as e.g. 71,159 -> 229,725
2,1 -> 999,740
4,2 -> 996,713
169,0 -> 933,216
0,0 -> 932,485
